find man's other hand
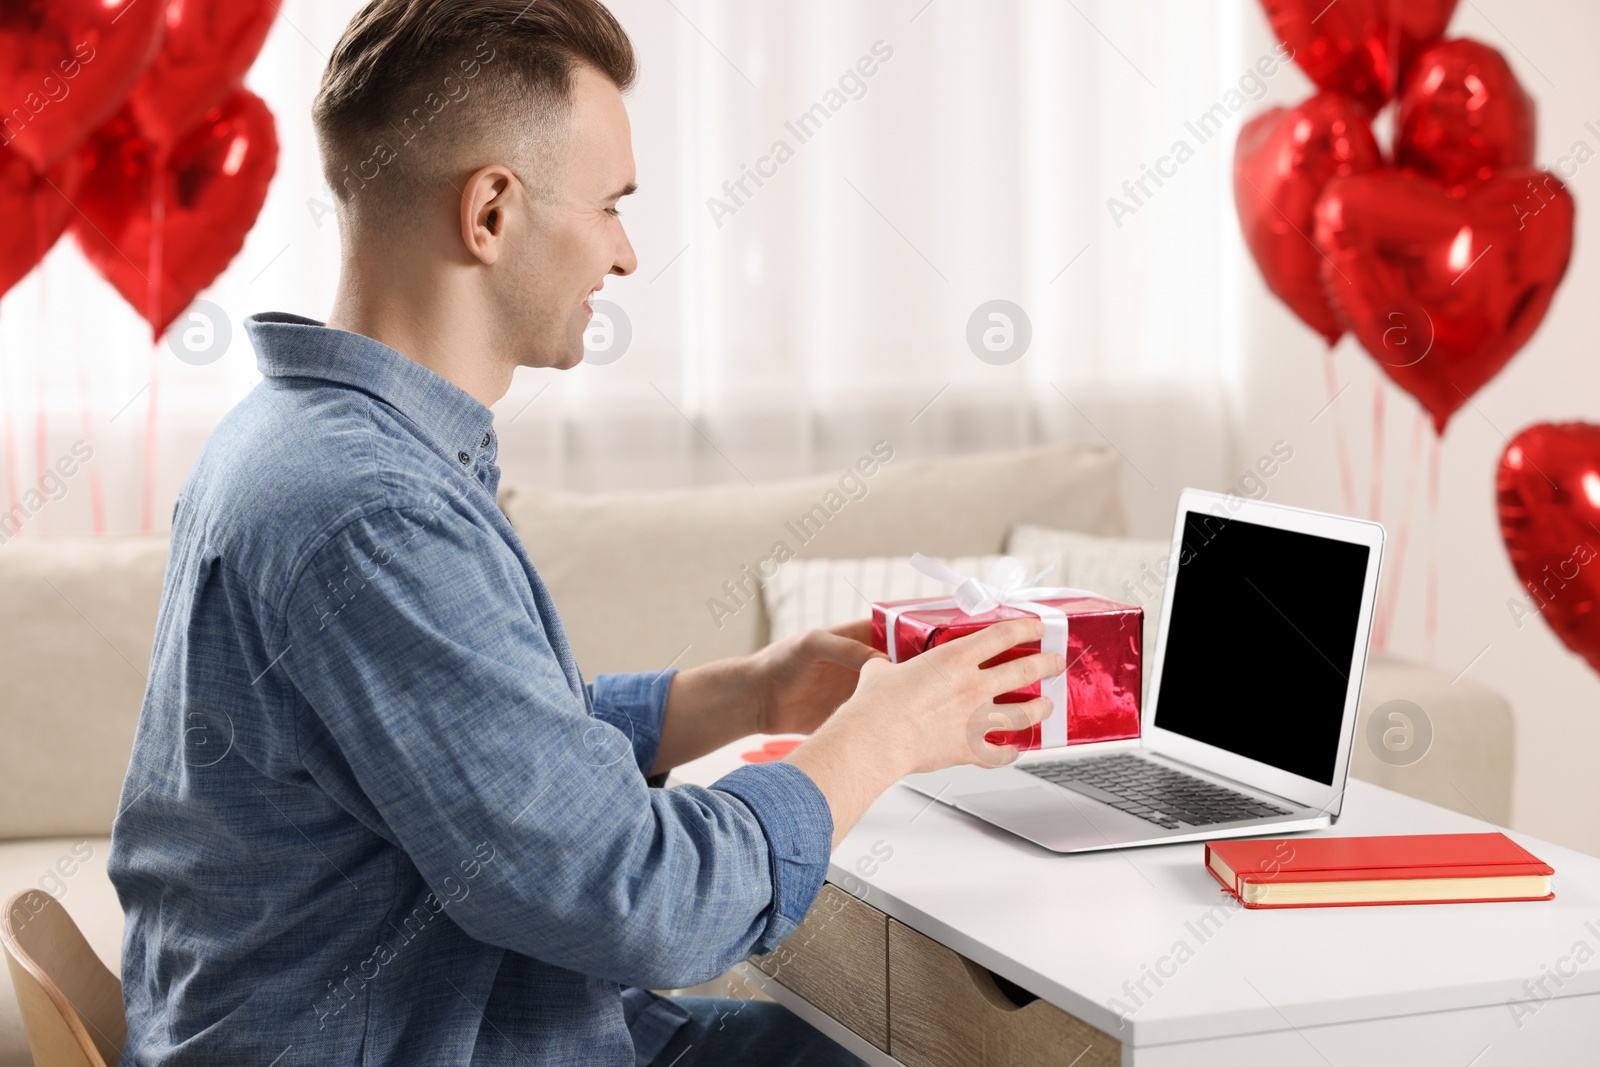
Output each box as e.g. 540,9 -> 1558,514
749,619 -> 882,737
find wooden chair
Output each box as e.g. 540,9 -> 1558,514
1,889 -> 125,1067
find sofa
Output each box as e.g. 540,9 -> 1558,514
0,443 -> 1515,1065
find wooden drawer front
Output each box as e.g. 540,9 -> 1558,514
887,920 -> 1121,1067
751,883 -> 889,1051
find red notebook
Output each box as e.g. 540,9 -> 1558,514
1205,833 -> 1555,909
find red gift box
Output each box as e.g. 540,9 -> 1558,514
869,557 -> 1142,751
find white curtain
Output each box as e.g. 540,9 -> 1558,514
0,0 -> 1252,541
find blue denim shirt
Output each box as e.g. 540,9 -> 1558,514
107,313 -> 833,1066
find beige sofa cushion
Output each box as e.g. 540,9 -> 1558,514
500,444 -> 1126,674
0,538 -> 167,840
1352,654 -> 1515,825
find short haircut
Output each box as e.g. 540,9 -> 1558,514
312,0 -> 636,226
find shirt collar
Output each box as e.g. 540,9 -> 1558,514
245,312 -> 499,472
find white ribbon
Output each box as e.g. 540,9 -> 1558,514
883,554 -> 1102,748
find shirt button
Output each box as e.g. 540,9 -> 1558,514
458,451 -> 470,464
481,433 -> 491,448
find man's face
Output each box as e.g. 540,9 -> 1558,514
506,64 -> 638,370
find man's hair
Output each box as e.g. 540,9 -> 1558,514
312,0 -> 635,223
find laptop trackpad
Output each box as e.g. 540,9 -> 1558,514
955,785 -> 1153,848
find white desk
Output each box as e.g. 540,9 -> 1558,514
674,741 -> 1600,1066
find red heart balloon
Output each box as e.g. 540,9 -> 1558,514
125,0 -> 278,147
0,147 -> 82,299
1314,167 -> 1574,434
1397,39 -> 1535,189
0,0 -> 166,170
1259,0 -> 1458,111
1235,92 -> 1383,346
1498,423 -> 1600,676
71,89 -> 278,339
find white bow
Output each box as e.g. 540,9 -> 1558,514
884,555 -> 1103,748
908,553 -> 1099,615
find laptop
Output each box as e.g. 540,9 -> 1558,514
900,488 -> 1385,853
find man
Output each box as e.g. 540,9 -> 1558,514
108,1 -> 1059,1064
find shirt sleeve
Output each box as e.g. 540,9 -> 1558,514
279,500 -> 833,989
585,672 -> 674,776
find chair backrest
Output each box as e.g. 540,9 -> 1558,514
1,889 -> 125,1067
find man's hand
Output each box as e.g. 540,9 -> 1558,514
650,621 -> 878,775
785,618 -> 1061,846
652,617 -> 1062,849
748,619 -> 881,736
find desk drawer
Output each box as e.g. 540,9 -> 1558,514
751,883 -> 889,1051
887,920 -> 1121,1067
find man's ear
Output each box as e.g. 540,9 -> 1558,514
460,164 -> 518,265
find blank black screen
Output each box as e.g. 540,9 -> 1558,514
1152,511 -> 1370,784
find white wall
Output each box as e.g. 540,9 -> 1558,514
1227,2 -> 1600,856
0,0 -> 1246,537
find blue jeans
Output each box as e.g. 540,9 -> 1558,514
643,996 -> 866,1067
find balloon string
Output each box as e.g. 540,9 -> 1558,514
41,169 -> 107,536
143,341 -> 160,534
1427,432 -> 1441,661
142,148 -> 167,535
35,192 -> 49,535
0,320 -> 17,525
73,306 -> 107,536
1369,382 -> 1386,524
1323,351 -> 1357,516
1375,410 -> 1429,650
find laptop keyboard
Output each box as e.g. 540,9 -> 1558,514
1020,753 -> 1293,829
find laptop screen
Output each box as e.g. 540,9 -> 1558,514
1152,510 -> 1371,785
